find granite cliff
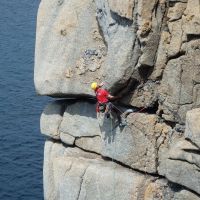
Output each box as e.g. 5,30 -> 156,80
34,0 -> 200,199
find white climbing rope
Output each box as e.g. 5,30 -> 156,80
110,115 -> 117,200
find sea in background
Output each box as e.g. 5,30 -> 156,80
0,0 -> 48,199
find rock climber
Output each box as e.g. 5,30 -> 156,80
91,82 -> 127,126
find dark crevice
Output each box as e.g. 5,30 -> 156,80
75,135 -> 100,139
74,144 -> 101,156
114,78 -> 140,97
185,138 -> 200,150
153,0 -> 159,18
110,11 -> 133,27
187,34 -> 200,42
138,65 -> 154,80
145,99 -> 159,114
49,93 -> 95,99
168,180 -> 200,198
174,124 -> 185,133
183,149 -> 200,155
49,97 -> 96,104
168,51 -> 185,60
164,120 -> 176,129
168,181 -> 183,193
102,155 -> 163,177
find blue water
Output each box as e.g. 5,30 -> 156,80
0,1 -> 49,199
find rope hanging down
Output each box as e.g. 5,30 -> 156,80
111,117 -> 117,200
108,103 -> 149,198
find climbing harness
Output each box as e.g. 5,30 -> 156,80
109,102 -> 147,127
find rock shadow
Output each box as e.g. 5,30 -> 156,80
100,111 -> 125,144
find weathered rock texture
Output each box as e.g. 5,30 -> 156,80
34,0 -> 200,199
40,100 -> 200,199
44,140 -> 200,200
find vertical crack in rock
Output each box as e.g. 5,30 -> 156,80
76,165 -> 89,200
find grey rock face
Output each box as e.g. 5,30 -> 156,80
44,140 -> 197,200
35,0 -> 106,96
173,190 -> 200,200
59,101 -> 101,137
44,140 -> 144,200
40,101 -> 65,139
75,136 -> 102,154
40,100 -> 101,140
35,0 -> 168,97
41,101 -> 200,197
41,101 -> 173,174
60,132 -> 75,145
159,51 -> 200,123
99,111 -> 172,174
34,0 -> 138,96
35,0 -> 200,198
35,0 -> 200,121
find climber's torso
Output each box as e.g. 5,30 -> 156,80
95,88 -> 109,104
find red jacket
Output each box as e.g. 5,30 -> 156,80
95,88 -> 109,103
95,88 -> 110,112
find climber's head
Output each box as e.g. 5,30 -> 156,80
91,82 -> 98,90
